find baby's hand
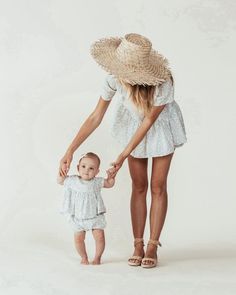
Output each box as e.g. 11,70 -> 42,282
104,168 -> 116,188
106,167 -> 116,179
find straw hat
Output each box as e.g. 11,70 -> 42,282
90,33 -> 171,86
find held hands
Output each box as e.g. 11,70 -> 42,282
58,151 -> 126,179
109,153 -> 126,178
104,167 -> 116,188
106,167 -> 116,180
59,152 -> 73,177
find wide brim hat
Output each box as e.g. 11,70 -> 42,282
90,33 -> 171,86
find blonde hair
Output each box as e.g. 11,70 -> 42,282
119,75 -> 174,115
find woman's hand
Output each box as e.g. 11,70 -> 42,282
110,153 -> 127,177
59,152 -> 73,177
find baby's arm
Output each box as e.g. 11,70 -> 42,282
103,168 -> 115,188
57,173 -> 66,185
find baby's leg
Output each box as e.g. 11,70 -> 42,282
91,229 -> 105,265
74,231 -> 89,265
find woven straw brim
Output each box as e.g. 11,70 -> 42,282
91,37 -> 171,86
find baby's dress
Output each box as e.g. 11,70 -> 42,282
60,175 -> 106,232
100,74 -> 187,158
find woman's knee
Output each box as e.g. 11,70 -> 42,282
132,179 -> 148,194
150,180 -> 167,197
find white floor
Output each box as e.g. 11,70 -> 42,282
1,238 -> 236,295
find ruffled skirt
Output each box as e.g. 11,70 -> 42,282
111,100 -> 187,158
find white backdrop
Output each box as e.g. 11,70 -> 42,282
0,1 -> 236,294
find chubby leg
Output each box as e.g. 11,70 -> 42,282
143,152 -> 174,266
74,231 -> 89,265
127,155 -> 148,264
91,229 -> 105,265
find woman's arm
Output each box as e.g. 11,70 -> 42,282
111,104 -> 166,172
59,97 -> 110,176
66,98 -> 110,153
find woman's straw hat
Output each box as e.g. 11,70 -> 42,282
90,33 -> 171,86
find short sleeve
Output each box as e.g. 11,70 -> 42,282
153,79 -> 174,106
100,74 -> 117,101
63,175 -> 77,188
94,177 -> 105,190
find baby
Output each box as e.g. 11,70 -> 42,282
57,152 -> 115,265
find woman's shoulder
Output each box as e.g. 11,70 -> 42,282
100,74 -> 120,101
156,78 -> 174,94
153,78 -> 174,106
159,78 -> 173,90
105,74 -> 118,89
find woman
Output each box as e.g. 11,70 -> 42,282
59,33 -> 187,268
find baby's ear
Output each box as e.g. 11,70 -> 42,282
96,168 -> 100,175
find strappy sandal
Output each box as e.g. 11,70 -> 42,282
128,238 -> 144,266
141,239 -> 162,268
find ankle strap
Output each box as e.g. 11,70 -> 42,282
134,238 -> 144,246
148,239 -> 162,247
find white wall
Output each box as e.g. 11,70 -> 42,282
0,0 -> 236,292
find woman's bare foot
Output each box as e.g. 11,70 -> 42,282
91,256 -> 101,265
81,257 -> 89,265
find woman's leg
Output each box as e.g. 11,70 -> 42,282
91,229 -> 105,265
127,155 -> 148,263
143,152 -> 174,265
74,231 -> 89,264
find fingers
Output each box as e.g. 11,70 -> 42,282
59,168 -> 66,177
110,162 -> 120,169
106,166 -> 119,178
59,153 -> 73,178
106,168 -> 116,178
108,172 -> 117,178
59,163 -> 69,177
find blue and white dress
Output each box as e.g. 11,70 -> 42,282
60,175 -> 107,232
100,74 -> 187,158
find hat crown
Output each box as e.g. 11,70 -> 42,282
91,33 -> 170,85
116,33 -> 152,66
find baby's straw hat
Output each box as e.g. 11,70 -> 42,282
90,33 -> 171,86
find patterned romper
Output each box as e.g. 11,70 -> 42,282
60,175 -> 106,232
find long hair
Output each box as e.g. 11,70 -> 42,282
119,75 -> 174,115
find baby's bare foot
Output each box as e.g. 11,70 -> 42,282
91,257 -> 101,265
81,257 -> 89,265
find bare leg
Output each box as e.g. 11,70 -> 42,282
127,155 -> 148,263
91,229 -> 105,265
143,153 -> 174,266
74,231 -> 89,265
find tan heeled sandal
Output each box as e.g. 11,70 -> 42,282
141,239 -> 162,268
128,238 -> 145,266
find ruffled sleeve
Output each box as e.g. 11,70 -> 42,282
60,176 -> 75,217
93,177 -> 106,215
63,175 -> 76,188
100,74 -> 117,101
63,176 -> 70,187
93,177 -> 105,191
153,79 -> 174,106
